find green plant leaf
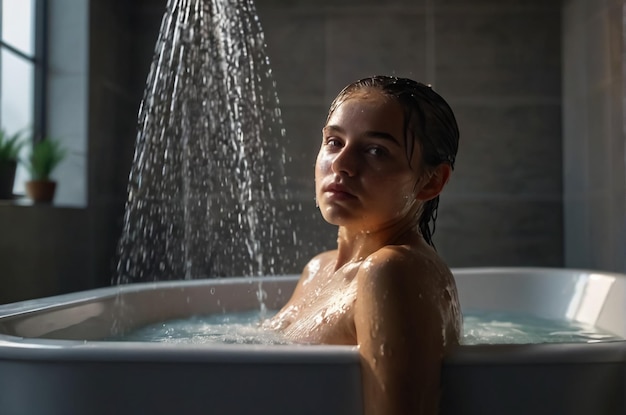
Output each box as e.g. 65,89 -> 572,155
0,129 -> 27,164
26,138 -> 67,181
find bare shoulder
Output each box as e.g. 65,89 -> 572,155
302,249 -> 336,273
357,243 -> 452,297
291,249 -> 337,295
355,243 -> 461,347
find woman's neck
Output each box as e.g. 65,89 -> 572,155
333,214 -> 422,271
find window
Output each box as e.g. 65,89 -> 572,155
0,0 -> 46,195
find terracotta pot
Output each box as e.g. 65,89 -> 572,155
0,161 -> 17,199
25,180 -> 57,203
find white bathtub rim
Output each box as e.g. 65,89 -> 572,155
0,274 -> 293,318
2,266 -> 624,315
0,336 -> 362,363
0,332 -> 624,365
0,267 -> 625,366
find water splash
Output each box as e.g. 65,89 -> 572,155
115,0 -> 292,284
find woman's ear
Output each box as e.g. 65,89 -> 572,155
416,164 -> 452,201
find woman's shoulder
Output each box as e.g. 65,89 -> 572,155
304,249 -> 337,268
367,241 -> 448,271
356,243 -> 460,337
358,243 -> 452,293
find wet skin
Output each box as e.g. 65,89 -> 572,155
265,90 -> 461,415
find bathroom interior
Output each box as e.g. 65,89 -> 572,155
0,1 -> 624,414
0,0 -> 623,303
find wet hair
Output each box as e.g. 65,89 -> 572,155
326,75 -> 460,247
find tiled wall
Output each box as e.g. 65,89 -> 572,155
255,0 -> 564,267
87,0 -> 150,288
3,0 -> 624,303
0,205 -> 90,304
0,0 -> 154,302
563,0 -> 626,272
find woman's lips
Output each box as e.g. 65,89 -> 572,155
323,183 -> 357,199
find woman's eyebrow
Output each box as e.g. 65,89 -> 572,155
363,130 -> 401,146
322,125 -> 401,146
322,125 -> 344,135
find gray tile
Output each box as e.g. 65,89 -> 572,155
259,11 -> 327,103
609,190 -> 626,272
133,0 -> 167,13
562,95 -> 589,197
563,197 -> 592,268
586,90 -> 611,193
436,0 -> 552,7
435,9 -> 561,98
562,8 -> 588,97
562,8 -> 589,198
436,198 -> 563,267
280,104 -> 326,194
326,13 -> 429,101
256,0 -> 427,9
585,13 -> 611,88
89,85 -> 137,201
588,193 -> 616,269
0,206 -> 91,303
90,11 -> 133,85
562,0 -> 586,32
90,202 -> 128,287
606,2 -> 623,83
609,84 -> 625,193
586,0 -> 622,18
130,17 -> 162,99
608,190 -> 626,272
269,199 -> 337,274
445,102 -> 562,196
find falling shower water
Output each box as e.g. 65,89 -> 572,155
115,0 -> 294,283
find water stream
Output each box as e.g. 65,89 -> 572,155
115,0 -> 294,284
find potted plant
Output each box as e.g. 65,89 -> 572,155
0,129 -> 25,200
24,137 -> 66,203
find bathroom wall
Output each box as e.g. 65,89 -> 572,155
0,0 -> 150,303
254,0 -> 564,267
122,0 -> 565,271
88,0 -> 153,291
0,2 -> 93,304
562,0 -> 626,273
0,0 -> 622,303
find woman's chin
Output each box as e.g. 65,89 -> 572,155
318,205 -> 355,226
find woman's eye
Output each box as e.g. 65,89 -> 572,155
367,146 -> 387,157
325,137 -> 342,147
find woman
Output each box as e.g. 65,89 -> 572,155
265,76 -> 461,414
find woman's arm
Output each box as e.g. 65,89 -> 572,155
354,249 -> 446,415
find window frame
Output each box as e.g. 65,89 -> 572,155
0,0 -> 47,142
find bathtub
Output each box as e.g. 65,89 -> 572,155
0,267 -> 624,415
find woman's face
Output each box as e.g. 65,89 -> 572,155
315,91 -> 424,231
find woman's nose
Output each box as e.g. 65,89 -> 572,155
331,146 -> 357,177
